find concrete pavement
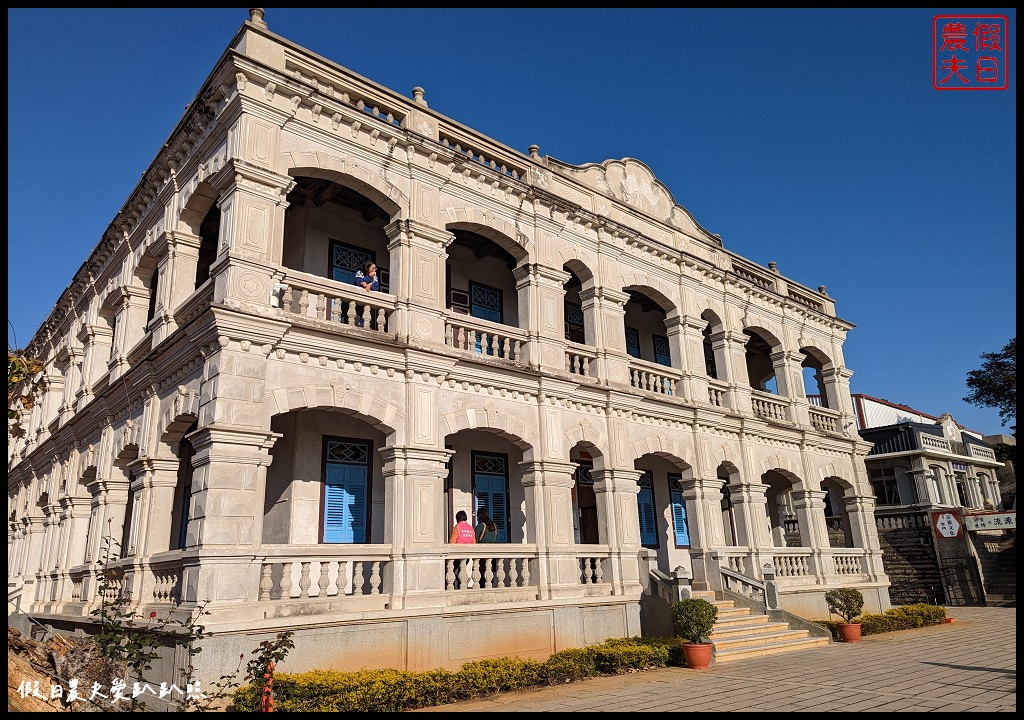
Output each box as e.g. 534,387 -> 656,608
415,606 -> 1016,712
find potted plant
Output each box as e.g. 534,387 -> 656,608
672,597 -> 719,670
825,587 -> 864,642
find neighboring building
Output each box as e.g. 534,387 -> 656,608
8,9 -> 892,676
835,394 -> 1011,607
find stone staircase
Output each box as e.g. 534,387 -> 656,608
982,532 -> 1016,607
692,590 -> 831,663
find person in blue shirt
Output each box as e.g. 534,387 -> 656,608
353,261 -> 380,292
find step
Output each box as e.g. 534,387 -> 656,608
713,636 -> 830,663
710,620 -> 790,639
713,611 -> 768,628
714,606 -> 754,621
711,628 -> 813,651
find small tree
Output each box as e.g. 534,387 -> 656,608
8,348 -> 45,438
825,588 -> 864,624
672,598 -> 719,644
963,337 -> 1016,427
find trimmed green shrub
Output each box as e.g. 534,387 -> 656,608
672,598 -> 719,644
604,636 -> 684,666
233,636 -> 674,711
824,588 -> 864,623
814,603 -> 947,640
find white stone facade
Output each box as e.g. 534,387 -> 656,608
8,12 -> 892,672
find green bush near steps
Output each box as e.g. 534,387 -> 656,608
232,638 -> 674,712
815,603 -> 948,641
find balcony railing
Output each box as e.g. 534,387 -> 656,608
565,341 -> 596,378
629,357 -> 680,396
280,269 -> 396,335
751,390 -> 788,422
258,545 -> 393,602
707,378 -> 728,408
444,313 -> 527,362
442,546 -> 537,592
808,406 -> 840,433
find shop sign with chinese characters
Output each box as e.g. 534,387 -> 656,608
964,511 -> 1016,531
933,15 -> 1009,90
932,510 -> 963,539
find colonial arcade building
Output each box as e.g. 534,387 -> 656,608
8,10 -> 891,673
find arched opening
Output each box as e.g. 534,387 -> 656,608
194,203 -> 220,289
821,477 -> 853,547
563,266 -> 586,345
744,329 -> 777,393
569,443 -> 603,544
446,230 -> 523,323
634,453 -> 694,573
762,470 -> 797,547
444,429 -> 527,545
800,345 -> 834,409
169,420 -> 198,550
718,463 -> 740,546
263,409 -> 389,546
282,176 -> 392,291
622,288 -> 673,367
701,310 -> 724,380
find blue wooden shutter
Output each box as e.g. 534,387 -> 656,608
654,334 -> 672,367
324,464 -> 368,543
671,490 -> 690,547
475,473 -> 508,542
637,487 -> 657,546
625,327 -> 641,359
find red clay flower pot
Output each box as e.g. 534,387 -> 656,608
681,642 -> 714,670
837,622 -> 862,643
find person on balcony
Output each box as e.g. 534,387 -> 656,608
449,509 -> 475,590
353,262 -> 380,292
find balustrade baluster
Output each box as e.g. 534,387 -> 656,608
496,559 -> 507,588
369,561 -> 382,595
259,564 -> 273,600
376,308 -> 386,332
446,560 -> 456,591
299,562 -> 312,598
594,558 -> 604,583
445,324 -> 454,347
483,559 -> 493,588
502,338 -> 510,358
346,300 -> 356,325
471,560 -> 481,589
316,294 -> 326,320
520,558 -> 531,586
280,562 -> 293,598
318,561 -> 331,597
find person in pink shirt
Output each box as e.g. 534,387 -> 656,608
449,510 -> 475,589
449,510 -> 476,544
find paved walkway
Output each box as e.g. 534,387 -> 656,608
415,606 -> 1016,712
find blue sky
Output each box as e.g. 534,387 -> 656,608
7,8 -> 1016,434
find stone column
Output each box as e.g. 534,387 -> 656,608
842,494 -> 887,582
771,350 -> 808,425
127,457 -> 182,559
385,220 -> 452,347
513,263 -> 571,373
108,285 -> 149,383
591,467 -> 643,596
180,425 -> 279,607
167,231 -> 203,304
581,287 -> 631,387
60,496 -> 93,570
676,314 -> 712,406
380,445 -> 452,608
821,366 -> 857,434
681,477 -> 728,590
521,460 -> 579,599
727,481 -> 775,575
58,347 -> 83,426
76,323 -> 113,410
208,161 -> 293,314
713,330 -> 752,415
791,488 -> 835,581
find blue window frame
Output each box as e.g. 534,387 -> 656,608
323,439 -> 370,544
470,281 -> 502,323
636,471 -> 658,547
653,334 -> 672,367
473,452 -> 508,542
625,327 -> 641,359
669,474 -> 690,547
330,239 -> 375,285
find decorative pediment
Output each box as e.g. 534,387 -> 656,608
548,157 -> 714,243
